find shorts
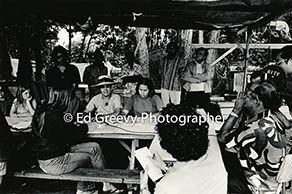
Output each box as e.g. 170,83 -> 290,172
0,161 -> 7,176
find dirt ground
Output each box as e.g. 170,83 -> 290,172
0,177 -> 137,194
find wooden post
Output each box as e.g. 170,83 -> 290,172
242,29 -> 251,91
198,30 -> 204,44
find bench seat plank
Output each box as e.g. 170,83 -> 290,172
9,167 -> 140,184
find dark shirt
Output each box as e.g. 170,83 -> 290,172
0,109 -> 13,161
124,94 -> 163,116
46,64 -> 81,89
31,107 -> 88,160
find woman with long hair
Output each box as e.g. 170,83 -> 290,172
123,77 -> 163,116
31,85 -> 105,194
10,85 -> 36,117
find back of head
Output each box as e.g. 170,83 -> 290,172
157,104 -> 209,162
48,87 -> 71,111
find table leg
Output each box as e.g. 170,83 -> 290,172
129,139 -> 139,170
128,139 -> 139,194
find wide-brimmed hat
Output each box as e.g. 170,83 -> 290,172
90,75 -> 117,88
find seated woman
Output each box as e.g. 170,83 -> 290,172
123,78 -> 163,117
84,75 -> 121,116
0,84 -> 14,116
10,85 -> 36,117
31,84 -> 105,194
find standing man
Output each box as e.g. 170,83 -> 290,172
159,42 -> 185,106
183,47 -> 212,112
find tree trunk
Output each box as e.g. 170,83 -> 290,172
135,27 -> 149,78
78,33 -> 87,62
84,32 -> 94,59
68,25 -> 72,61
207,30 -> 220,64
207,30 -> 220,94
178,29 -> 193,62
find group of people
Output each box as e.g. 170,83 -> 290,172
1,42 -> 292,194
0,45 -> 165,194
159,42 -> 213,113
139,81 -> 291,194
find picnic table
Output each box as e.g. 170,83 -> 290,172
87,120 -> 156,169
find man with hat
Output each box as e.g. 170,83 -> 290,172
84,75 -> 121,116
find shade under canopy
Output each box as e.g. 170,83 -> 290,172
2,0 -> 292,29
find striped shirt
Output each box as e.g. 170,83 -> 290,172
225,112 -> 287,194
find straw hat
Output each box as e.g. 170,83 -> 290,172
90,75 -> 117,88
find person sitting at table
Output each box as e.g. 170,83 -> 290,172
10,85 -> 36,117
122,78 -> 163,117
84,75 -> 121,116
140,103 -> 227,194
217,82 -> 290,194
31,83 -> 106,194
0,83 -> 14,116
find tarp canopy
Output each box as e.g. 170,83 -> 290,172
1,0 -> 292,29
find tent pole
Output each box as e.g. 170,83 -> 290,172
242,28 -> 251,91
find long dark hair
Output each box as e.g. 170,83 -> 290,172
253,82 -> 281,112
136,78 -> 155,98
14,85 -> 32,106
32,88 -> 72,138
52,46 -> 69,66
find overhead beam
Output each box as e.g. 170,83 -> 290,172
192,43 -> 292,49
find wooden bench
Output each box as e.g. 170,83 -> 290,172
9,166 -> 140,185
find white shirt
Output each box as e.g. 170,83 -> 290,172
86,94 -> 122,115
154,136 -> 227,194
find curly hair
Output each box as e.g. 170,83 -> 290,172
157,104 -> 209,162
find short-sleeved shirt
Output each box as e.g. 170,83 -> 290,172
225,113 -> 287,194
124,94 -> 163,116
46,64 -> 81,88
159,56 -> 185,91
86,94 -> 122,115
